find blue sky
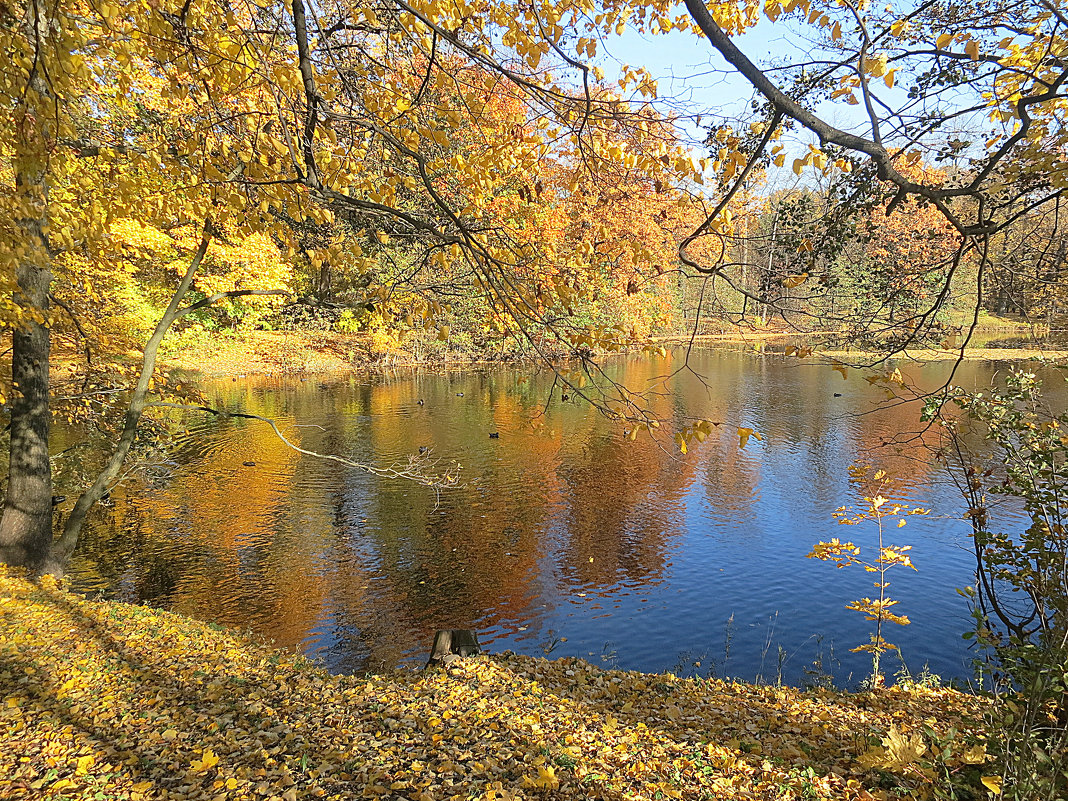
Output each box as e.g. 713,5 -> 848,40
593,21 -> 822,188
589,18 -> 902,189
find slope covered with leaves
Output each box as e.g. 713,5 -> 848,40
0,570 -> 990,800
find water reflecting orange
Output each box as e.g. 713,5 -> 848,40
67,350 -> 1031,684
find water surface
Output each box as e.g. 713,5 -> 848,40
67,349 -> 1027,685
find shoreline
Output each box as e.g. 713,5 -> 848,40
1,569 -> 992,800
154,329 -> 1067,380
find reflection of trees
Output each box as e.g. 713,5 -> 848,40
692,358 -> 993,528
67,357 -> 1013,673
554,357 -> 699,587
279,372 -> 562,669
557,434 -> 683,586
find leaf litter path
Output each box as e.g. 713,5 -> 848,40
0,570 -> 988,800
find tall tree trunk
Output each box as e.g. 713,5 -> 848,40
0,7 -> 54,571
0,229 -> 52,570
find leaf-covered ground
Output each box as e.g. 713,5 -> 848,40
1,570 -> 992,800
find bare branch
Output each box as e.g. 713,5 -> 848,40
145,401 -> 462,491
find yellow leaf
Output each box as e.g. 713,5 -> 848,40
965,39 -> 980,60
738,427 -> 760,448
191,749 -> 220,774
866,54 -> 887,77
890,19 -> 909,36
75,755 -> 94,775
523,764 -> 559,790
937,32 -> 953,49
884,69 -> 895,88
783,272 -> 809,288
981,775 -> 1002,794
792,157 -> 805,175
877,724 -> 926,767
832,361 -> 848,380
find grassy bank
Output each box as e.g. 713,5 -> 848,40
157,329 -> 585,377
1,570 -> 993,800
156,326 -> 1068,380
158,330 -> 521,377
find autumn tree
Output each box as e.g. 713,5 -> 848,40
676,0 -> 1068,356
7,0 -> 1068,573
980,197 -> 1068,323
0,0 -> 709,574
733,162 -> 959,342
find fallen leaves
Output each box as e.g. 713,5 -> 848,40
857,724 -> 925,770
190,749 -> 220,774
0,569 -> 991,800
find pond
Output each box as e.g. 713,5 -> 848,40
66,349 -> 1029,687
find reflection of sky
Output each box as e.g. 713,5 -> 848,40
477,357 -> 985,686
68,353 -> 1036,687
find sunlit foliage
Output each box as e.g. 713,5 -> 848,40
0,569 -> 994,800
808,467 -> 929,683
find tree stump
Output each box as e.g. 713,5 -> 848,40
426,629 -> 481,668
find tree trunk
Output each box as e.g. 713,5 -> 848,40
0,56 -> 54,571
46,226 -> 213,574
0,270 -> 52,570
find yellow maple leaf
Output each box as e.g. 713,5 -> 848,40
737,427 -> 758,448
883,724 -> 926,767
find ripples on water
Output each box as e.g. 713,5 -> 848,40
65,350 -> 1032,686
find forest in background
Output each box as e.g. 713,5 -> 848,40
32,120 -> 1068,377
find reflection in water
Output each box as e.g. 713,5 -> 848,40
64,350 -> 1024,685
